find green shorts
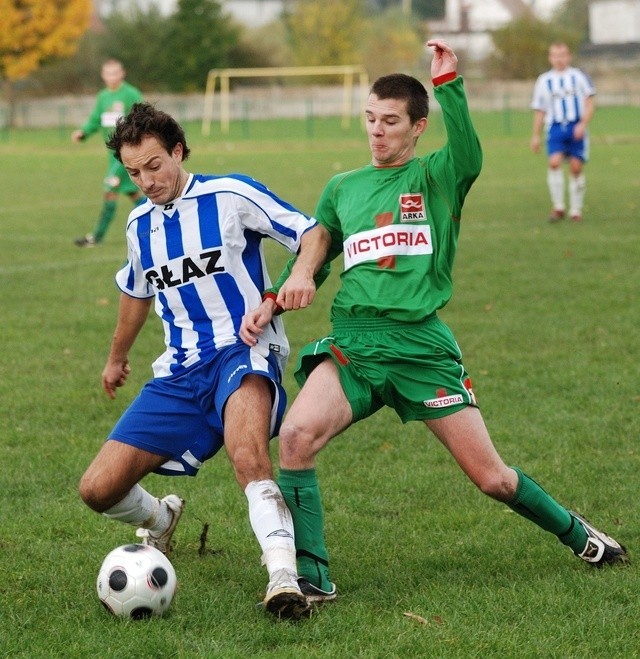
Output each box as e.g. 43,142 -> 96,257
104,151 -> 139,195
294,315 -> 478,423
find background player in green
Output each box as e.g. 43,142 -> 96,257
242,39 -> 628,603
71,59 -> 144,247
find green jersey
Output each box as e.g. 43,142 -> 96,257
317,76 -> 481,324
81,81 -> 143,141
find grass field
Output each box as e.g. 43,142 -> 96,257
1,104 -> 640,658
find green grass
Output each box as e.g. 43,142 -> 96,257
1,107 -> 640,658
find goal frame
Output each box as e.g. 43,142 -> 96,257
201,64 -> 369,135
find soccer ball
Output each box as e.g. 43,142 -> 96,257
97,544 -> 177,619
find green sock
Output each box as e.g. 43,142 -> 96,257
93,200 -> 117,243
508,467 -> 587,554
278,468 -> 332,590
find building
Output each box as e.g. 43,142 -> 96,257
590,0 -> 640,44
428,0 -> 565,60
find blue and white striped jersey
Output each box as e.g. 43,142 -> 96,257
531,66 -> 595,127
115,173 -> 317,378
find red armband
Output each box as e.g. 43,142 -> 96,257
262,291 -> 285,315
432,72 -> 457,86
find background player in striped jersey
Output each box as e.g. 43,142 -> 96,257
530,42 -> 596,223
242,40 -> 627,604
78,102 -> 327,620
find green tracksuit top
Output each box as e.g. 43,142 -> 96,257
81,81 -> 143,141
318,75 -> 482,324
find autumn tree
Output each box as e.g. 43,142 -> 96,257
0,0 -> 91,124
283,0 -> 364,67
0,0 -> 91,80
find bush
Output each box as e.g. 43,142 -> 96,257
486,16 -> 580,80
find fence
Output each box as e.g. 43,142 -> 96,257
2,74 -> 639,133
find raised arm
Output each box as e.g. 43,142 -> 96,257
427,39 -> 458,79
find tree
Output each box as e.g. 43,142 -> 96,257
487,16 -> 579,79
163,0 -> 243,92
412,0 -> 445,19
0,0 -> 91,125
552,0 -> 591,45
368,0 -> 445,19
0,0 -> 91,81
29,0 -> 273,95
100,4 -> 172,91
283,0 -> 364,68
361,8 -> 426,80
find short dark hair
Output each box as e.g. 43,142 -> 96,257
370,73 -> 429,124
106,102 -> 191,162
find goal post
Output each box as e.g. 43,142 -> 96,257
201,65 -> 369,136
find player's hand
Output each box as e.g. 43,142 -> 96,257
276,272 -> 316,310
71,129 -> 84,143
102,359 -> 131,400
573,122 -> 586,140
240,300 -> 276,346
427,39 -> 458,79
530,135 -> 541,153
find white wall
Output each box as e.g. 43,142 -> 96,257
590,0 -> 640,44
223,0 -> 283,27
526,0 -> 565,20
435,0 -> 565,32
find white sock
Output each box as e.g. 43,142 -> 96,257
245,479 -> 297,576
569,173 -> 586,217
103,483 -> 163,529
547,168 -> 565,211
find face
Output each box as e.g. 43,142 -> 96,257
548,44 -> 571,71
101,62 -> 126,90
121,136 -> 188,205
365,94 -> 427,167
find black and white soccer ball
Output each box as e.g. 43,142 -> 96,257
97,543 -> 177,619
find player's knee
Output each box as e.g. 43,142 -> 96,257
229,444 -> 271,487
278,419 -> 317,463
475,469 -> 517,502
78,471 -> 111,512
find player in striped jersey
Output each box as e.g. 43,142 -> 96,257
530,42 -> 596,222
78,103 -> 327,620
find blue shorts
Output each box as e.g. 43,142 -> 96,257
547,121 -> 589,162
109,343 -> 286,476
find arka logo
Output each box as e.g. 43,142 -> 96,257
400,194 -> 426,222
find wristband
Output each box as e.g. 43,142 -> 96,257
432,72 -> 457,86
262,291 -> 285,315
